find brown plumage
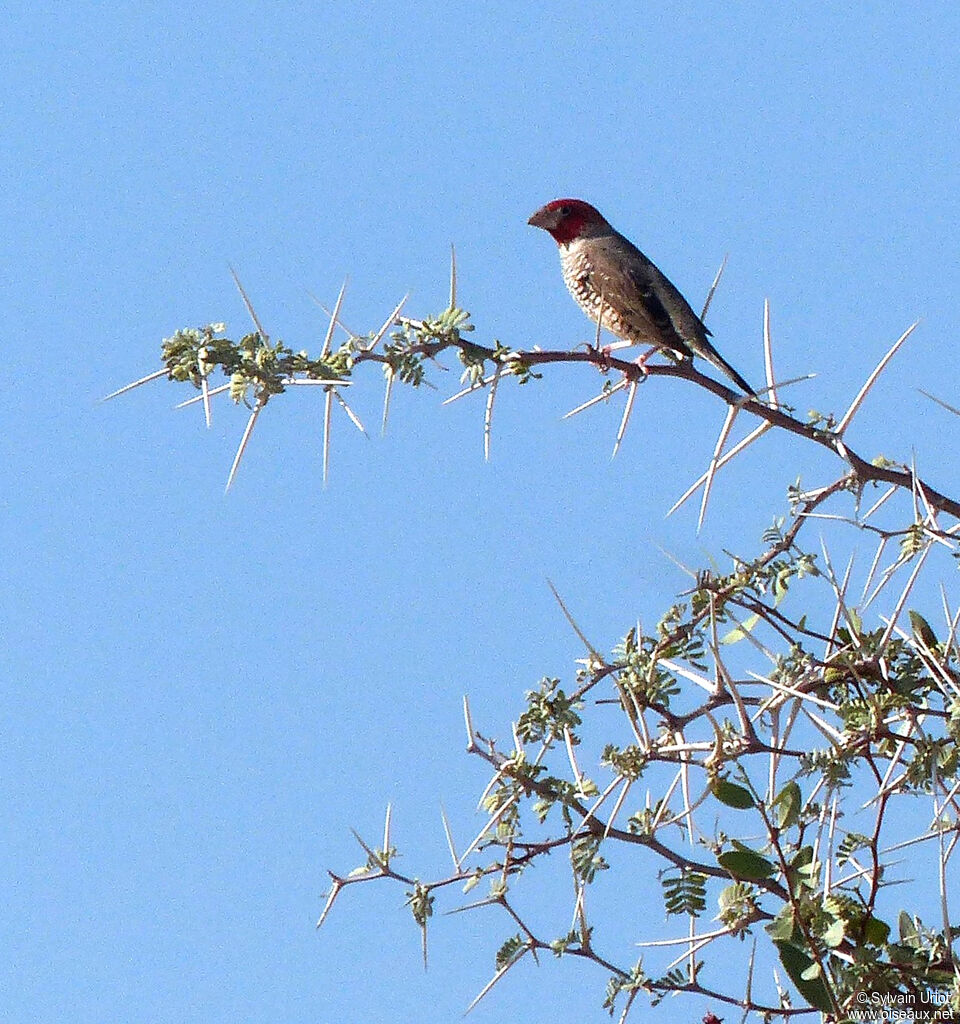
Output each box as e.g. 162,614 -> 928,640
528,199 -> 753,394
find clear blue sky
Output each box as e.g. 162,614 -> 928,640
3,3 -> 959,1022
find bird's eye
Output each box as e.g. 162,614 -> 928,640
559,205 -> 571,216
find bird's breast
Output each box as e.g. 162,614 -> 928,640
559,245 -> 604,318
559,243 -> 648,344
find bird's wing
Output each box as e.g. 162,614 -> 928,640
590,234 -> 754,394
587,235 -> 709,358
632,258 -> 756,392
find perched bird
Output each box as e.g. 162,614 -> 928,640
528,199 -> 753,394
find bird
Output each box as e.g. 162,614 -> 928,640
527,198 -> 754,394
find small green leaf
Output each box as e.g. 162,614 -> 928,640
495,934 -> 525,970
661,869 -> 707,917
863,915 -> 891,946
909,611 -> 938,649
785,846 -> 819,896
898,911 -> 918,941
790,845 -> 814,870
765,906 -> 796,942
774,941 -> 834,1014
711,779 -> 755,809
822,918 -> 845,948
771,780 -> 801,829
722,613 -> 760,644
718,845 -> 776,880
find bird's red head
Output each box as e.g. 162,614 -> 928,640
527,199 -> 609,244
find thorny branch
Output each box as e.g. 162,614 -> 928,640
106,281 -> 954,522
309,472 -> 960,1019
107,277 -> 960,1020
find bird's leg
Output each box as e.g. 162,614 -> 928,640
636,343 -> 694,379
584,291 -> 633,371
627,343 -> 669,381
583,301 -> 615,371
634,344 -> 660,371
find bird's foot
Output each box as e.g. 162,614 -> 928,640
630,356 -> 650,382
632,344 -> 662,379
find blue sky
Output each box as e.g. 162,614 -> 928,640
3,3 -> 959,1022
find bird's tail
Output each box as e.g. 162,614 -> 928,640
699,344 -> 754,396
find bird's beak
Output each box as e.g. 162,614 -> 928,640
527,205 -> 560,230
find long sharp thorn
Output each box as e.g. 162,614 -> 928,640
746,371 -> 816,399
309,295 -> 361,340
176,382 -> 232,408
462,695 -> 475,750
349,827 -> 377,862
439,803 -> 460,869
322,279 -> 348,357
911,455 -> 938,528
836,320 -> 920,436
382,803 -> 392,853
459,795 -> 518,862
862,485 -> 897,522
661,931 -> 719,975
464,950 -> 528,1016
562,379 -> 628,419
603,778 -> 632,840
102,367 -> 169,401
333,390 -> 368,437
918,388 -> 960,418
939,810 -> 950,938
442,375 -> 494,406
762,299 -> 779,408
697,405 -> 738,532
942,583 -> 960,654
700,253 -> 728,321
680,750 -> 694,848
655,544 -> 697,580
864,555 -> 903,610
668,421 -> 771,517
225,400 -> 263,493
316,877 -> 341,929
200,374 -> 212,428
449,243 -> 457,308
381,370 -> 395,436
322,389 -> 333,486
861,535 -> 888,604
617,990 -> 638,1024
229,265 -> 268,343
611,379 -> 638,459
367,295 -> 408,353
908,454 -> 922,522
547,579 -> 601,658
284,377 -> 352,388
879,544 -> 932,649
444,897 -> 500,917
563,727 -> 583,789
483,369 -> 500,461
